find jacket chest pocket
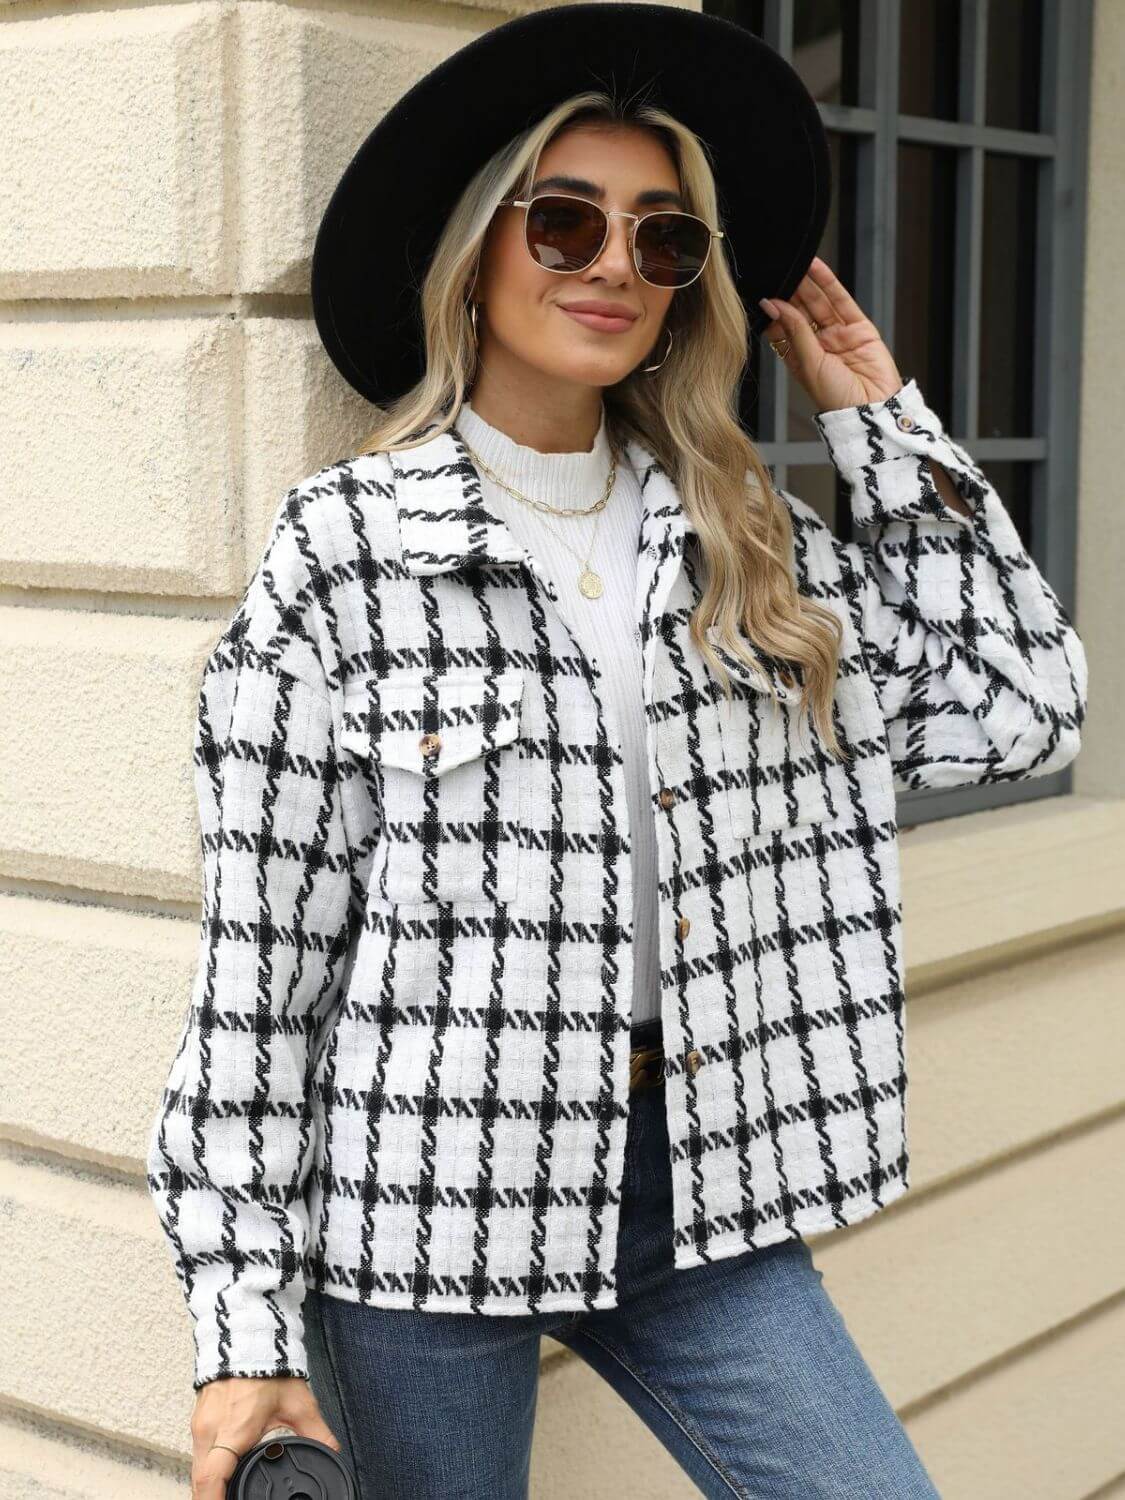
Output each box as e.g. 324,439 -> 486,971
704,626 -> 834,842
340,668 -> 526,906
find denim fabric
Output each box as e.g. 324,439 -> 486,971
303,1018 -> 940,1499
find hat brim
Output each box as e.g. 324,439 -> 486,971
311,2 -> 831,410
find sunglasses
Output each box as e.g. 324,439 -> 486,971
498,193 -> 724,290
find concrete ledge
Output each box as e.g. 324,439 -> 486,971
0,1412 -> 184,1500
903,927 -> 1124,1191
908,1297 -> 1125,1500
901,793 -> 1125,984
808,1112 -> 1124,1408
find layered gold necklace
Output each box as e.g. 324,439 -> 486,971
458,431 -> 617,600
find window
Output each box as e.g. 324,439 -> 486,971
705,0 -> 1092,824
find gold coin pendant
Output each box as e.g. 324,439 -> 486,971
579,567 -> 603,599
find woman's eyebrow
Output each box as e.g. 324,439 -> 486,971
529,174 -> 686,209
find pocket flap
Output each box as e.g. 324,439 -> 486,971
706,629 -> 835,838
341,668 -> 525,776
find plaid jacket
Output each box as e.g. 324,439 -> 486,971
146,378 -> 1088,1389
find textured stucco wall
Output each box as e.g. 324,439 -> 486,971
1,1 -> 1122,1496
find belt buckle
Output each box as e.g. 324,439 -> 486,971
629,1042 -> 665,1093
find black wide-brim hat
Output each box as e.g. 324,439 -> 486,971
311,2 -> 830,411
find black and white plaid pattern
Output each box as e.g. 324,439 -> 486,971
146,377 -> 1087,1388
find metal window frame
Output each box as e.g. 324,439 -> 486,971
728,0 -> 1093,825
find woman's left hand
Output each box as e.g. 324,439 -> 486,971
759,257 -> 906,416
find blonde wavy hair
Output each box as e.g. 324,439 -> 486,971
355,89 -> 847,759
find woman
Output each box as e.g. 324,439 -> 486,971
146,7 -> 1087,1498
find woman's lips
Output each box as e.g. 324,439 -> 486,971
559,306 -> 637,334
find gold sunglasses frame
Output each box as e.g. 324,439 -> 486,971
497,192 -> 724,289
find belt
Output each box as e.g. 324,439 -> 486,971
629,1035 -> 666,1094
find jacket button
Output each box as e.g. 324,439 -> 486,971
658,787 -> 676,809
686,1048 -> 702,1076
896,412 -> 916,432
419,732 -> 441,756
677,915 -> 691,940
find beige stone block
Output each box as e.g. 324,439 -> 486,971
0,1157 -> 196,1454
0,320 -> 239,595
0,896 -> 197,1168
239,7 -> 481,295
243,317 -> 376,572
0,608 -> 217,901
0,6 -> 227,297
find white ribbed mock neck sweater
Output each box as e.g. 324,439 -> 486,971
455,398 -> 661,1027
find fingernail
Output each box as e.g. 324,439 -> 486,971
759,297 -> 778,317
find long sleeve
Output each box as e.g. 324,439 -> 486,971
146,500 -> 355,1390
814,378 -> 1088,793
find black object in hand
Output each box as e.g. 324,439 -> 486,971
226,1433 -> 358,1499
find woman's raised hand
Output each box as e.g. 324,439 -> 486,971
758,256 -> 906,415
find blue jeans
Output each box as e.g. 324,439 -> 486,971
303,1018 -> 940,1499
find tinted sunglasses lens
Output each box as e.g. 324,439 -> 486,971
636,213 -> 712,287
524,195 -> 607,272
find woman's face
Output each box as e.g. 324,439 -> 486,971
472,123 -> 682,392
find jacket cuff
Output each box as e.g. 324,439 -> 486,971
194,1362 -> 310,1393
813,377 -> 980,529
189,1294 -> 309,1391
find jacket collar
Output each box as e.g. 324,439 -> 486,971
388,420 -> 697,578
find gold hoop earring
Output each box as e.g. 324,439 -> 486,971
643,326 -> 673,373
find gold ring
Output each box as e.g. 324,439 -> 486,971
210,1443 -> 242,1458
809,319 -> 821,333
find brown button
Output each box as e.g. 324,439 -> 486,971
419,732 -> 441,757
686,1048 -> 702,1077
658,787 -> 676,809
896,412 -> 916,432
677,915 -> 691,940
